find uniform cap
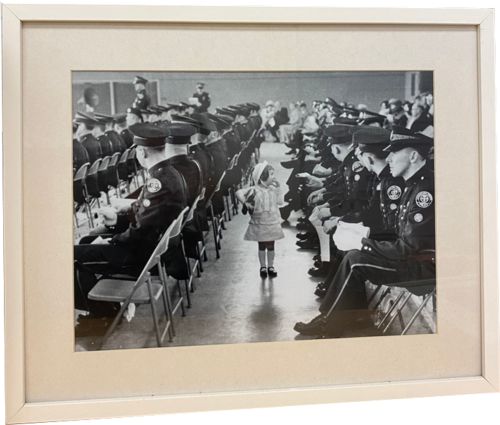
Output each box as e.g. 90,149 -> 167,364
324,124 -> 354,144
112,114 -> 127,124
129,123 -> 168,147
191,112 -> 218,134
353,126 -> 391,153
126,107 -> 143,120
196,81 -> 205,88
384,126 -> 434,152
94,113 -> 114,123
133,76 -> 148,85
74,111 -> 98,125
165,123 -> 198,144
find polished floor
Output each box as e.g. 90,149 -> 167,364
75,141 -> 434,351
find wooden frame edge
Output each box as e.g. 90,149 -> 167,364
2,4 -> 26,424
2,4 -> 498,424
477,10 -> 500,391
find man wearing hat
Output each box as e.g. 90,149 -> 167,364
192,82 -> 211,113
314,126 -> 405,297
294,127 -> 435,337
74,112 -> 103,164
92,115 -> 114,157
73,121 -> 90,172
132,75 -> 151,110
74,123 -> 188,318
163,121 -> 203,206
113,113 -> 134,149
384,101 -> 408,129
95,113 -> 127,154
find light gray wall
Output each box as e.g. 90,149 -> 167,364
73,71 -> 428,114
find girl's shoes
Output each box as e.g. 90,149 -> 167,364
267,267 -> 278,278
260,267 -> 268,278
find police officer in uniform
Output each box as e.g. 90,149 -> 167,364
93,116 -> 114,157
132,75 -> 151,110
74,123 -> 188,318
294,127 -> 435,337
113,113 -> 134,149
192,82 -> 211,113
73,121 -> 90,172
95,113 -> 127,154
74,112 -> 102,164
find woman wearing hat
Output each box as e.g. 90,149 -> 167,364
236,162 -> 285,278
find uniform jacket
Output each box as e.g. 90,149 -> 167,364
132,92 -> 151,110
168,154 -> 203,206
80,133 -> 102,164
343,165 -> 404,239
189,143 -> 212,190
324,150 -> 373,216
111,158 -> 188,263
105,130 -> 127,154
120,128 -> 134,149
73,138 -> 90,172
96,134 -> 114,157
362,163 -> 435,260
192,91 -> 211,113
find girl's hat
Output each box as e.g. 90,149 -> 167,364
252,161 -> 269,184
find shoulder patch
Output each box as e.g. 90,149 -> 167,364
387,185 -> 402,200
352,161 -> 364,173
415,191 -> 433,208
146,178 -> 162,193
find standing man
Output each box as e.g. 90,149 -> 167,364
294,128 -> 435,337
132,75 -> 151,110
192,82 -> 211,113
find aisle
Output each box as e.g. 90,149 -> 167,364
78,142 -> 322,351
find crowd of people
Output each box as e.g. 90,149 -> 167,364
264,94 -> 435,338
73,73 -> 435,341
73,76 -> 266,334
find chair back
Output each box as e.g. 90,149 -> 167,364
98,156 -> 111,172
169,206 -> 190,239
183,194 -> 202,225
117,149 -> 130,180
74,162 -> 90,180
108,152 -> 121,168
85,159 -> 102,198
73,162 -> 90,205
107,152 -> 121,188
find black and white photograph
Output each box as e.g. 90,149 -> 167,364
72,71 -> 436,351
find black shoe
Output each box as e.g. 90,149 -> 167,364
313,259 -> 322,268
296,240 -> 319,250
260,267 -> 268,278
267,267 -> 278,278
293,315 -> 327,336
313,254 -> 321,262
296,222 -> 312,231
279,204 -> 292,221
314,286 -> 327,298
308,261 -> 331,277
280,159 -> 299,169
296,232 -> 313,241
285,149 -> 296,155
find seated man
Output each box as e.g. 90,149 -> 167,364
74,123 -> 188,318
294,127 -> 434,337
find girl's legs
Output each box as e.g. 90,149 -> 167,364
258,242 -> 267,268
264,241 -> 275,268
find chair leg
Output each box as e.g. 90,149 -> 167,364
159,266 -> 175,340
211,206 -> 220,259
382,292 -> 412,334
146,278 -> 163,347
376,291 -> 406,330
176,280 -> 186,316
401,290 -> 435,335
184,279 -> 192,308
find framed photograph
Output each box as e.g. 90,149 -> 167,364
3,4 -> 498,424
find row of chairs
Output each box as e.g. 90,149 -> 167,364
83,135 -> 259,349
74,147 -> 144,228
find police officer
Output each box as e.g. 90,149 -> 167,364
132,75 -> 151,110
74,123 -> 188,317
113,113 -> 134,149
92,116 -> 114,157
192,82 -> 211,113
74,112 -> 102,164
95,113 -> 127,154
294,127 -> 434,337
73,121 -> 90,172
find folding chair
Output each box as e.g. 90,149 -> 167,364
97,156 -> 112,204
85,158 -> 102,211
73,162 -> 91,228
106,152 -> 121,198
127,147 -> 141,189
205,172 -> 226,259
88,211 -> 186,349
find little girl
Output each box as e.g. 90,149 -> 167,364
236,161 -> 285,278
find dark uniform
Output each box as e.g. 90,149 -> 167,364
132,75 -> 151,110
295,130 -> 435,337
73,138 -> 90,172
192,84 -> 211,113
105,130 -> 126,154
74,123 -> 188,316
80,133 -> 102,164
96,134 -> 114,157
120,128 -> 134,149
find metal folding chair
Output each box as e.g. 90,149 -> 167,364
73,162 -> 91,228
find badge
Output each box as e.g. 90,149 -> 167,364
354,174 -> 360,181
390,203 -> 397,210
414,213 -> 424,223
147,178 -> 162,193
352,161 -> 364,173
387,185 -> 402,200
143,199 -> 151,207
415,191 -> 433,208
